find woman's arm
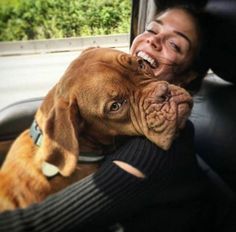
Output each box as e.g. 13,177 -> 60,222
0,122 -> 196,232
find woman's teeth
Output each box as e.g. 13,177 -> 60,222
137,51 -> 157,68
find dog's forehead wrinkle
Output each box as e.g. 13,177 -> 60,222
83,68 -> 131,97
83,48 -> 128,65
92,62 -> 131,79
76,87 -> 106,119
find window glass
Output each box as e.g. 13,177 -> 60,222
0,0 -> 131,109
0,0 -> 131,41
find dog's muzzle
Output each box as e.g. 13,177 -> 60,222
143,82 -> 193,133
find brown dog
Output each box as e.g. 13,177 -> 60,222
0,47 -> 192,211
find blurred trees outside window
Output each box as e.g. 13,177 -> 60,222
0,0 -> 131,41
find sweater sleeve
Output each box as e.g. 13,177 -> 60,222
0,122 -> 195,232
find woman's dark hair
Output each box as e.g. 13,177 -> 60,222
155,5 -> 210,95
179,6 -> 210,94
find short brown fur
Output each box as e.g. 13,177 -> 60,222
0,48 -> 192,211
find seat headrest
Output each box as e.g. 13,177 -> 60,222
205,0 -> 236,84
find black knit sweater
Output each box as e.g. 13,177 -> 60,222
0,121 -> 212,232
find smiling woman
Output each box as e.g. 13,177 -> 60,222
130,6 -> 208,93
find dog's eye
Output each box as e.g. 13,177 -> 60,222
110,102 -> 122,111
109,99 -> 127,112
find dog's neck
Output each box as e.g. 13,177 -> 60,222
30,120 -> 115,153
30,120 -> 115,163
78,133 -> 116,155
29,120 -> 115,178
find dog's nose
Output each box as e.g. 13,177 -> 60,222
155,82 -> 170,103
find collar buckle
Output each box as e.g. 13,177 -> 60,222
30,120 -> 42,146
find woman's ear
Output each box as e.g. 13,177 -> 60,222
37,99 -> 83,177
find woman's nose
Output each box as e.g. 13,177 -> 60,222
146,34 -> 162,51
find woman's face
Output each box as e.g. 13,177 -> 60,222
130,8 -> 199,79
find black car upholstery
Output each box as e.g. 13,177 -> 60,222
0,98 -> 42,164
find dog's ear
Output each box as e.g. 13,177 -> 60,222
37,99 -> 83,177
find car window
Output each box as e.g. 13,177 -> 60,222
0,0 -> 131,109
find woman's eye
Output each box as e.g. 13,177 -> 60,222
145,21 -> 160,34
169,41 -> 181,52
146,29 -> 156,34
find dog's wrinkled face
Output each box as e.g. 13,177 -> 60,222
37,47 -> 192,176
68,48 -> 192,147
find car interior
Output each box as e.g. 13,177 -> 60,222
131,0 -> 236,229
0,0 -> 235,230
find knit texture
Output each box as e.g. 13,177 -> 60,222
0,121 -> 211,232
